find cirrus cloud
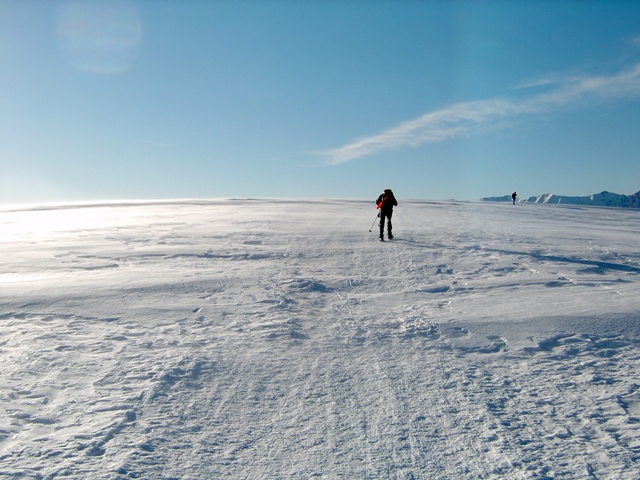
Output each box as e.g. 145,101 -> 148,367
322,62 -> 640,165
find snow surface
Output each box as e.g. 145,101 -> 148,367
1,199 -> 640,479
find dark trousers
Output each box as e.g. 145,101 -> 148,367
380,211 -> 393,238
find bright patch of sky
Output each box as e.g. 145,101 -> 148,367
1,0 -> 640,203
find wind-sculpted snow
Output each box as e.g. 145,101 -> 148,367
1,200 -> 640,479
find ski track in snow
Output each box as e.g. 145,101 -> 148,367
1,199 -> 640,479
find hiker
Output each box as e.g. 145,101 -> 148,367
512,192 -> 517,205
376,189 -> 398,241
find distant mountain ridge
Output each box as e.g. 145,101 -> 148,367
480,190 -> 640,208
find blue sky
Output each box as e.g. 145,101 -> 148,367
1,0 -> 640,203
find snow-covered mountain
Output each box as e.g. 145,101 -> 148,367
481,190 -> 640,208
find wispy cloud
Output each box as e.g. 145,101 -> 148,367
321,63 -> 640,165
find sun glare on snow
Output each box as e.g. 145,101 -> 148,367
0,205 -> 141,243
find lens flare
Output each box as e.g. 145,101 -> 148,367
56,0 -> 142,74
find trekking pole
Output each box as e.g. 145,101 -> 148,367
368,212 -> 380,232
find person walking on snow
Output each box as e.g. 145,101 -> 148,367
512,192 -> 517,205
376,189 -> 398,241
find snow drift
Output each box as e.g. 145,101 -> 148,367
1,199 -> 640,479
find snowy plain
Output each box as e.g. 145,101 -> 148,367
1,199 -> 640,479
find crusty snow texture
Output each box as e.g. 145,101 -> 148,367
1,199 -> 640,479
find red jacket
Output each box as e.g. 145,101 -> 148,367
376,192 -> 397,213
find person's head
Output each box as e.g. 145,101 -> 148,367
384,188 -> 393,195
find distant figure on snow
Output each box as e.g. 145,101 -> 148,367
376,189 -> 398,241
512,192 -> 517,205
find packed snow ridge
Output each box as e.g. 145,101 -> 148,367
481,189 -> 640,208
1,199 -> 640,479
